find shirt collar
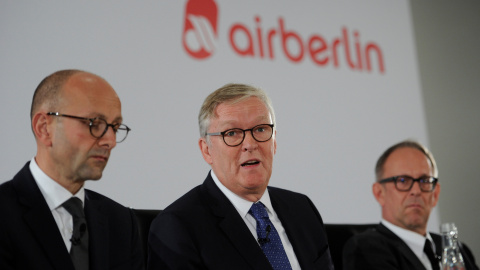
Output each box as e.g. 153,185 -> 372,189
210,170 -> 273,218
30,157 -> 86,210
381,219 -> 436,255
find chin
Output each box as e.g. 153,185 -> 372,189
84,171 -> 103,181
405,218 -> 427,229
242,178 -> 268,191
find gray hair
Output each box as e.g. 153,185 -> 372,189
198,83 -> 276,139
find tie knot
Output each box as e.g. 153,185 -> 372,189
62,197 -> 85,218
249,202 -> 268,220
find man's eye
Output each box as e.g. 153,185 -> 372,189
420,178 -> 432,183
112,124 -> 120,133
398,177 -> 408,183
225,130 -> 237,137
91,122 -> 103,130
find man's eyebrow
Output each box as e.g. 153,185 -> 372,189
113,116 -> 123,123
90,114 -> 123,123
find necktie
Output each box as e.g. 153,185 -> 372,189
63,197 -> 89,270
424,239 -> 440,270
249,202 -> 292,270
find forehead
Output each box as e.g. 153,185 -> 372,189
60,73 -> 122,120
383,147 -> 433,177
213,97 -> 271,126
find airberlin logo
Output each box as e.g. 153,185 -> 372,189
182,0 -> 218,59
182,0 -> 385,74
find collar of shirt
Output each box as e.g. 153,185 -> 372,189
210,170 -> 302,270
382,219 -> 436,267
210,170 -> 273,218
29,157 -> 86,210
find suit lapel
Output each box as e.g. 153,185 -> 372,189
377,224 -> 427,269
85,191 -> 109,270
14,163 -> 74,270
202,175 -> 273,270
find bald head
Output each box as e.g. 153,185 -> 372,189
30,70 -> 118,135
31,70 -> 82,122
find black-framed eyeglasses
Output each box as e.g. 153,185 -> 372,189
47,112 -> 131,143
206,124 -> 274,147
378,175 -> 438,192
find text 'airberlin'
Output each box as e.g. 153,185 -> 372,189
183,0 -> 385,74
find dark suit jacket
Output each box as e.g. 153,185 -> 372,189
147,172 -> 334,270
342,223 -> 479,270
0,162 -> 144,270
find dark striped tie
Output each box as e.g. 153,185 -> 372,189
424,239 -> 440,270
63,197 -> 89,270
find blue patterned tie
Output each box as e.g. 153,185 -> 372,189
249,202 -> 292,270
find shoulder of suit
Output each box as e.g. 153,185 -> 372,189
161,184 -> 205,212
84,189 -> 129,210
0,179 -> 14,193
268,186 -> 306,197
346,226 -> 393,249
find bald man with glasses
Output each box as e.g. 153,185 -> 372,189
342,140 -> 479,270
0,69 -> 143,270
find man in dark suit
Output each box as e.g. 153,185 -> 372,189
147,83 -> 333,269
0,70 -> 143,270
343,140 -> 479,270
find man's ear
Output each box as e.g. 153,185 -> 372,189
273,130 -> 277,155
372,182 -> 386,206
199,138 -> 213,165
32,112 -> 53,146
431,183 -> 441,207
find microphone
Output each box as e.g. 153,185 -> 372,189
258,225 -> 271,245
70,222 -> 87,246
70,235 -> 81,245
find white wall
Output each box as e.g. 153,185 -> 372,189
410,0 -> 480,261
1,0 -> 457,246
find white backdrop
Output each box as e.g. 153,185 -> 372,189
0,1 -> 438,231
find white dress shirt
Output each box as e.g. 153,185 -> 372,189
29,157 -> 86,251
382,219 -> 438,270
211,170 -> 301,270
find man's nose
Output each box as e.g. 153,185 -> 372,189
409,181 -> 422,194
98,126 -> 117,149
242,131 -> 258,151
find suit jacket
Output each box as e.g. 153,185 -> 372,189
0,162 -> 144,270
342,223 -> 479,270
147,172 -> 334,270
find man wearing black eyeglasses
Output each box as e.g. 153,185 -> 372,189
148,83 -> 333,270
343,140 -> 478,270
0,69 -> 143,269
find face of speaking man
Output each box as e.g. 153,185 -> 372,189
373,147 -> 440,236
199,96 -> 277,202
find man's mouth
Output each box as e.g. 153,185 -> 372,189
241,160 -> 260,167
407,203 -> 423,209
92,155 -> 108,162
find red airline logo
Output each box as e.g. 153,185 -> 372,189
182,0 -> 385,74
182,0 -> 218,60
